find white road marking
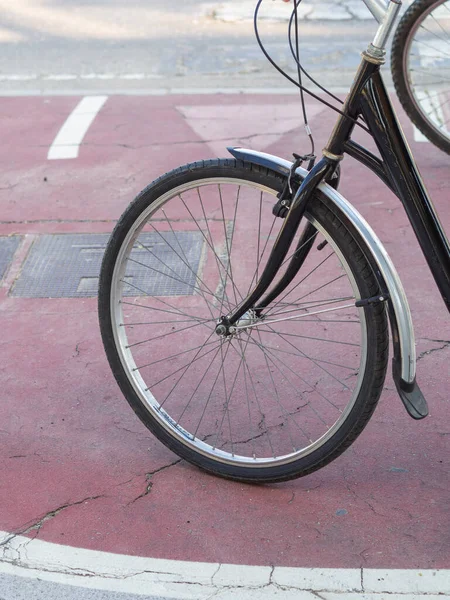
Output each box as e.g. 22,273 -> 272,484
0,531 -> 449,598
413,124 -> 429,143
0,73 -> 162,81
0,74 -> 38,81
47,95 -> 108,160
0,80 -> 361,96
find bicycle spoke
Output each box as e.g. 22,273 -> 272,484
176,342 -> 225,426
228,337 -> 277,457
214,341 -> 235,452
268,295 -> 353,307
256,191 -> 263,284
246,333 -> 329,430
250,331 -> 342,412
416,24 -> 450,53
125,257 -> 221,321
410,67 -> 450,83
264,296 -> 355,317
264,251 -> 335,316
185,189 -> 243,308
237,303 -> 357,331
154,330 -> 218,402
410,90 -> 450,118
127,319 -> 210,349
246,215 -> 278,296
243,337 -> 358,370
262,323 -> 352,391
148,341 -> 220,391
232,335 -> 257,458
293,272 -> 348,305
278,229 -> 319,271
256,326 -> 360,347
120,299 -> 207,323
192,339 -> 229,439
122,318 -> 212,327
130,237 -> 219,316
133,339 -> 219,371
160,208 -> 217,320
218,184 -> 240,311
253,328 -> 318,446
430,11 -> 450,40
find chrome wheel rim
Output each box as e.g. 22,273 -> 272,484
110,177 -> 368,467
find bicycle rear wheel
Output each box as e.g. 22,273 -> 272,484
392,0 -> 450,153
98,159 -> 389,482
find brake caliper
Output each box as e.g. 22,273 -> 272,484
272,153 -> 315,218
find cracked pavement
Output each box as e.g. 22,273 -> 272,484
0,3 -> 449,598
0,92 -> 449,600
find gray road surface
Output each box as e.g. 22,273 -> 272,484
0,574 -> 165,600
0,0 -> 395,94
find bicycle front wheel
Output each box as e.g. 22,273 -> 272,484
99,159 -> 388,482
392,0 -> 450,153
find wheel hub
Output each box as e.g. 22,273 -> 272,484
215,309 -> 261,337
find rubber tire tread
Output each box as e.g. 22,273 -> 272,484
391,0 -> 450,154
98,158 -> 389,483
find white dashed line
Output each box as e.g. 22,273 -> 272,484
0,73 -> 163,82
47,95 -> 108,160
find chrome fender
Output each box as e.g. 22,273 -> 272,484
228,147 -> 427,418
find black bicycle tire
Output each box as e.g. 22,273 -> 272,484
391,0 -> 450,154
98,159 -> 389,483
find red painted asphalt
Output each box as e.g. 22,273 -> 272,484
0,93 -> 449,569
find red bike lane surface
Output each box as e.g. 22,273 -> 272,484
0,94 -> 448,570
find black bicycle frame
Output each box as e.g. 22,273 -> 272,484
345,64 -> 450,312
224,53 -> 450,330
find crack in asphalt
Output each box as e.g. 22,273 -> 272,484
77,127 -> 299,150
112,421 -> 148,436
128,458 -> 183,505
417,338 -> 450,361
0,494 -> 106,550
210,563 -> 222,586
0,551 -> 377,597
0,559 -> 183,582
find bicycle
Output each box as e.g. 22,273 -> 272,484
392,0 -> 450,153
98,0 -> 450,483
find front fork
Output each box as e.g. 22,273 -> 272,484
255,163 -> 341,312
219,156 -> 340,331
220,53 -> 379,333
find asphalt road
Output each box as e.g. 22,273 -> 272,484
0,0 -> 387,94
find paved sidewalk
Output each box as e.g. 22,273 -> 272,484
0,92 -> 449,598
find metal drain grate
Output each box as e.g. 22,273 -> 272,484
11,233 -> 204,298
0,236 -> 20,281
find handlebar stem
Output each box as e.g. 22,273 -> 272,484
371,0 -> 402,51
